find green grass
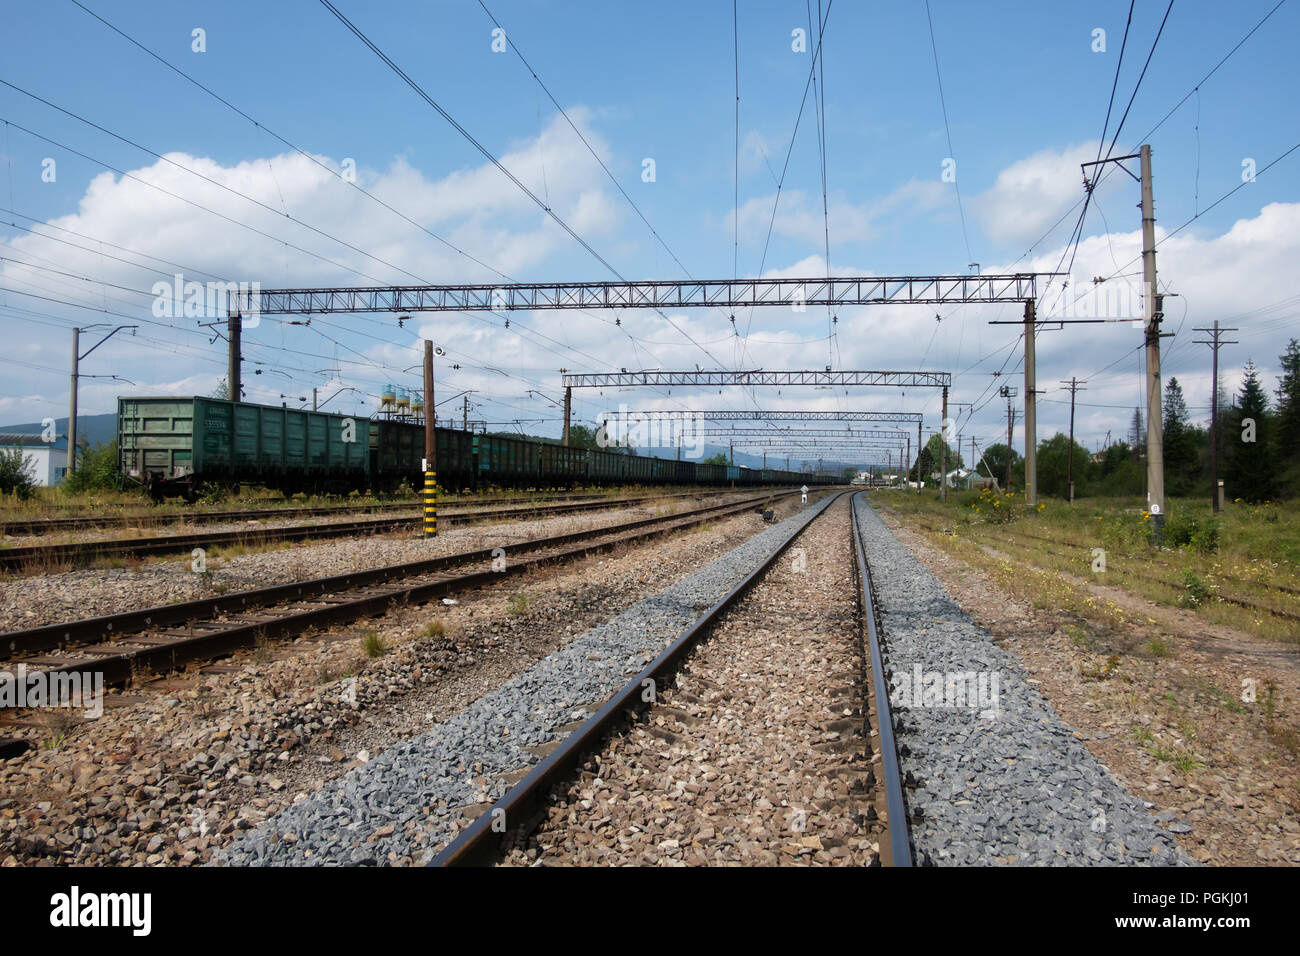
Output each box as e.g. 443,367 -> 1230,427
506,593 -> 531,615
872,489 -> 1300,642
361,630 -> 388,658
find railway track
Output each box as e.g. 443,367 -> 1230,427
0,490 -> 801,688
0,489 -> 755,572
431,490 -> 911,867
0,489 -> 691,537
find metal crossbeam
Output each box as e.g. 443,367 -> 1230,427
237,275 -> 1046,315
730,439 -> 907,448
566,370 -> 950,388
610,410 -> 923,423
694,428 -> 909,439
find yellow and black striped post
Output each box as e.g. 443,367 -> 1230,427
423,470 -> 437,537
423,338 -> 437,537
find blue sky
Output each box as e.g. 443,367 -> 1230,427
2,0 -> 1297,468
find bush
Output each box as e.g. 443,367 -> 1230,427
0,447 -> 37,498
1163,511 -> 1220,554
61,441 -> 123,493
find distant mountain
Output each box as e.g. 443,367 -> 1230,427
0,412 -> 116,447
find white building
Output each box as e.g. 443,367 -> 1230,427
0,433 -> 70,486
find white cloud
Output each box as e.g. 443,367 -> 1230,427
972,141 -> 1106,247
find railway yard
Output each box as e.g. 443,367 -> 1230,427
2,484 -> 1292,870
3,3 -> 1297,928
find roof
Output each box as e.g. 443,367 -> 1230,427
0,433 -> 67,449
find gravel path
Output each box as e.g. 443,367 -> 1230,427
852,495 -> 1191,866
500,494 -> 883,866
214,493 -> 839,866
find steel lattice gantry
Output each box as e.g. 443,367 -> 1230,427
690,428 -> 911,439
236,274 -> 1045,315
565,370 -> 951,389
610,410 -> 923,424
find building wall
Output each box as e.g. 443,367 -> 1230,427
0,444 -> 67,486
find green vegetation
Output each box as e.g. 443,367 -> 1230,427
361,630 -> 388,658
0,447 -> 37,499
873,488 -> 1300,643
506,593 -> 531,615
61,441 -> 123,493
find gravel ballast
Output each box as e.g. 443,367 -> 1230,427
215,493 -> 839,865
852,495 -> 1191,866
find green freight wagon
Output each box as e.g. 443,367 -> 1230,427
118,396 -> 369,501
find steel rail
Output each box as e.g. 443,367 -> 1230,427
0,491 -> 671,536
1,492 -> 803,685
432,491 -> 848,867
850,491 -> 913,867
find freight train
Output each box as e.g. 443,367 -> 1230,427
117,396 -> 834,501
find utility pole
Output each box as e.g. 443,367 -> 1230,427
312,387 -> 318,411
423,340 -> 437,538
1193,320 -> 1237,514
1061,377 -> 1087,503
68,328 -> 79,476
916,421 -> 923,494
562,385 -> 572,447
729,441 -> 734,466
940,385 -> 950,502
905,435 -> 911,491
463,394 -> 469,432
1000,385 -> 1018,491
68,324 -> 137,476
1024,299 -> 1037,507
1079,145 -> 1167,539
1140,145 -> 1166,542
228,310 -> 242,403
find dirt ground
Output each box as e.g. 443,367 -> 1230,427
875,507 -> 1300,866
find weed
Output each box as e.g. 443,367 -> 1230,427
1081,654 -> 1122,682
1179,571 -> 1212,608
420,619 -> 446,639
361,631 -> 388,658
1146,637 -> 1171,658
507,593 -> 531,615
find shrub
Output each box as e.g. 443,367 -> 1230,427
61,441 -> 123,493
0,447 -> 37,498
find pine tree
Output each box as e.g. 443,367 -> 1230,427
1129,407 -> 1144,457
1275,338 -> 1300,467
1163,377 -> 1198,495
1224,361 -> 1276,501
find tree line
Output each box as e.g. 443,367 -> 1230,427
964,338 -> 1299,502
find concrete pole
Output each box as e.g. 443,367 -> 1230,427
916,421 -> 922,494
1210,320 -> 1220,514
1140,144 -> 1165,542
905,435 -> 910,490
1024,299 -> 1037,508
423,340 -> 437,537
463,394 -> 468,432
562,386 -> 571,447
312,387 -> 318,411
68,328 -> 79,475
940,385 -> 949,502
1006,396 -> 1014,491
227,310 -> 242,403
